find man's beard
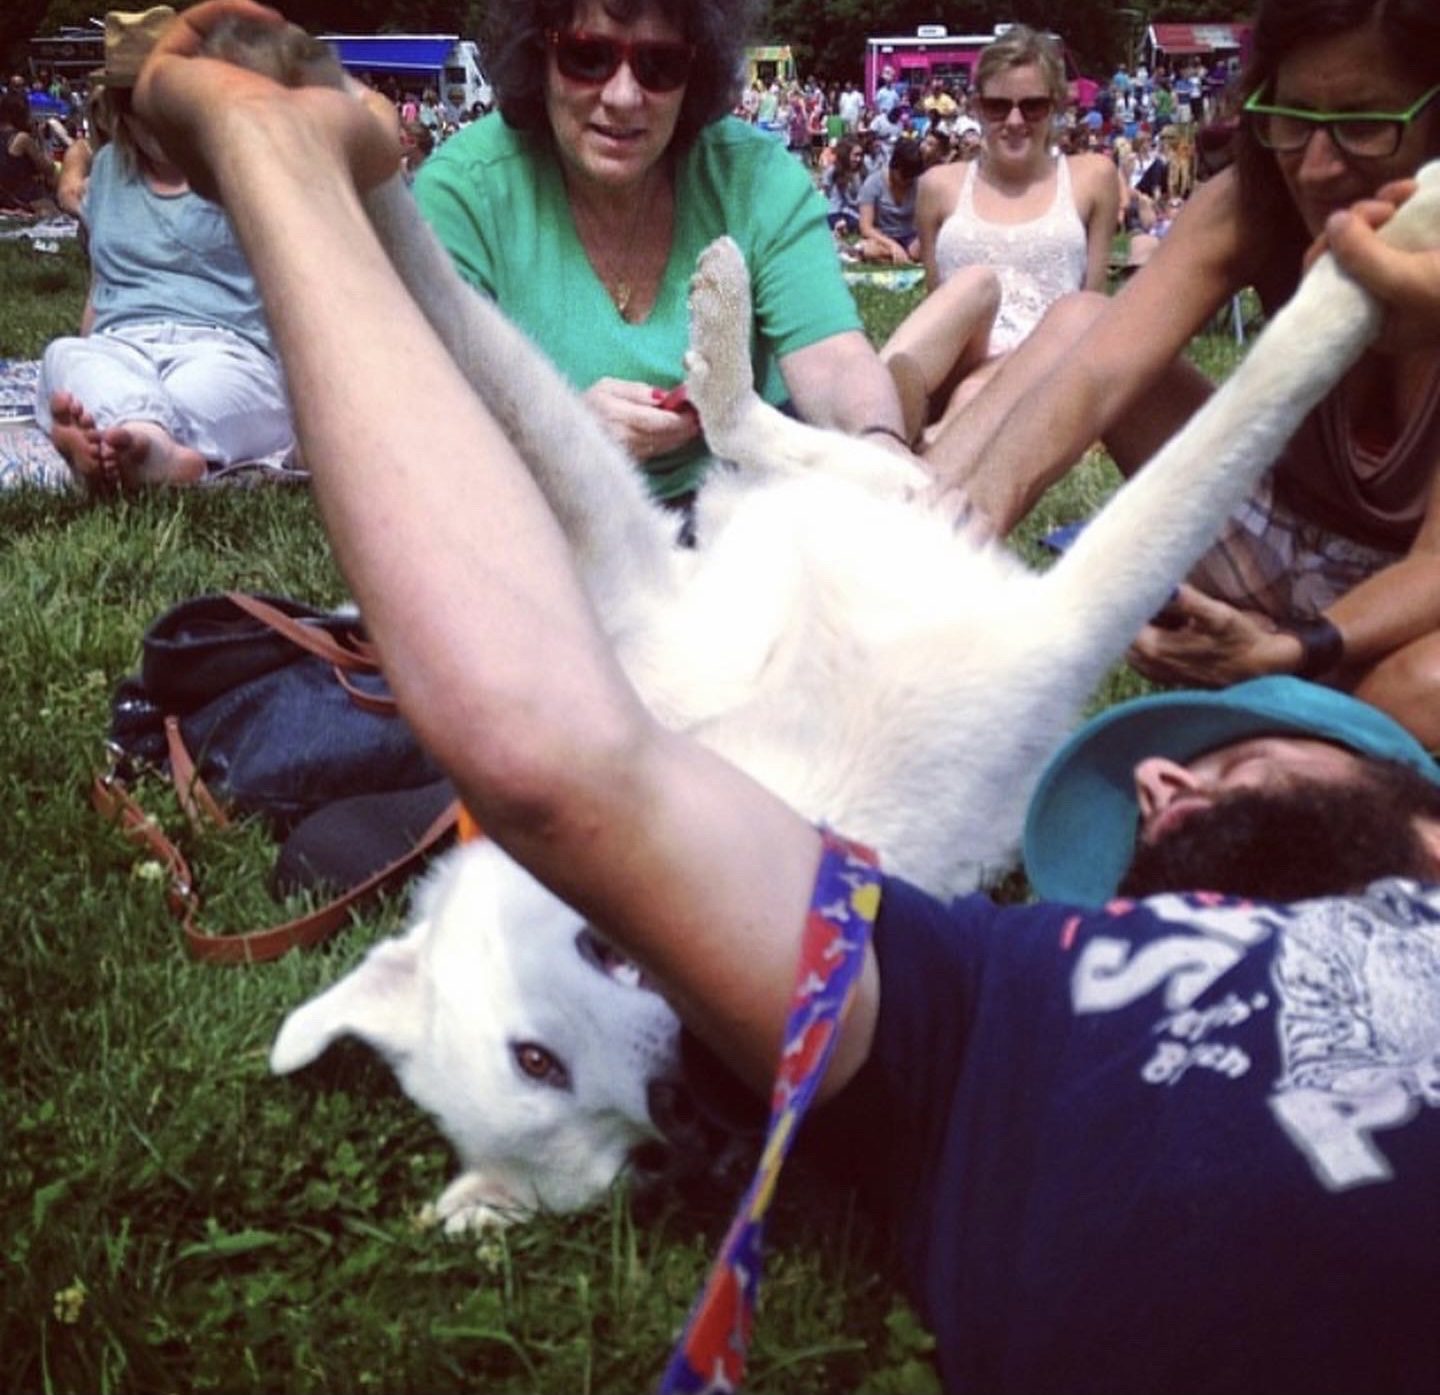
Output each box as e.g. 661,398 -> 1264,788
1116,778 -> 1438,903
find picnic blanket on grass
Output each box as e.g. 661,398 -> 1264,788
0,360 -> 69,490
840,264 -> 925,292
0,358 -> 308,492
0,213 -> 80,247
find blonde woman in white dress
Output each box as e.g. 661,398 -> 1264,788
881,27 -> 1117,448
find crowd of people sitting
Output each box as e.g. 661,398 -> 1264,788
1,51 -> 497,218
1,70 -> 81,214
736,55 -> 1213,272
10,37 -> 1214,265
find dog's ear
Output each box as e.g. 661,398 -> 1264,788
269,923 -> 430,1074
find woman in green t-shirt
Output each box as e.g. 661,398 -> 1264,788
415,0 -> 909,505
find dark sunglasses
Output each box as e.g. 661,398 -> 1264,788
546,28 -> 695,94
976,95 -> 1054,124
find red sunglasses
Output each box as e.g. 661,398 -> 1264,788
546,28 -> 695,94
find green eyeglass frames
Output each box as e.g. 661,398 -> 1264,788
1243,82 -> 1440,160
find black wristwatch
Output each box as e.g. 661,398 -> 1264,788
1285,615 -> 1345,678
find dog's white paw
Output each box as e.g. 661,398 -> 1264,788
685,236 -> 756,433
420,1171 -> 527,1235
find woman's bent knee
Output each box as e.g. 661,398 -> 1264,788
1352,632 -> 1440,748
939,264 -> 1001,313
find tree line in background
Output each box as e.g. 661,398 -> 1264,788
6,0 -> 1246,91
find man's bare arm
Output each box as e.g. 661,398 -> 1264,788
134,1 -> 876,1097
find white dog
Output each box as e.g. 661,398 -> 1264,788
269,130 -> 1440,1229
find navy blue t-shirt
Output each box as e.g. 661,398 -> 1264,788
804,875 -> 1440,1393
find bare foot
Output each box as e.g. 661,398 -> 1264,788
47,391 -> 113,491
101,422 -> 208,488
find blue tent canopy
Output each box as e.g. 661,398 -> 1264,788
27,92 -> 71,119
322,36 -> 457,75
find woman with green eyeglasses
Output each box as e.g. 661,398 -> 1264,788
413,0 -> 908,508
924,0 -> 1440,746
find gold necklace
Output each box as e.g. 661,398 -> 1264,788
570,176 -> 659,323
610,262 -> 637,319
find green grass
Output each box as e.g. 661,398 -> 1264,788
0,243 -> 1246,1393
0,239 -> 90,357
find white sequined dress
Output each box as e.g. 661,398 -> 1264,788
934,157 -> 1088,354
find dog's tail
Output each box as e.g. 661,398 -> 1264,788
1036,160 -> 1440,680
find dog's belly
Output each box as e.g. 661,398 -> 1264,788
616,475 -> 1067,894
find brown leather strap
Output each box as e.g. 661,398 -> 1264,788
224,591 -> 397,714
91,767 -> 460,965
165,715 -> 231,831
332,665 -> 400,715
92,592 -> 437,961
224,591 -> 379,673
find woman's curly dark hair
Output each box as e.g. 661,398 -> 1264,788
1234,0 -> 1440,275
483,0 -> 760,154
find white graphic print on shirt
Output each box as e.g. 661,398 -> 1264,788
1068,882 -> 1440,1192
1269,883 -> 1440,1190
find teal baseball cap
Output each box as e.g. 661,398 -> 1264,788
1023,676 -> 1440,907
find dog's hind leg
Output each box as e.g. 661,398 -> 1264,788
1032,159 -> 1440,692
685,238 -> 926,497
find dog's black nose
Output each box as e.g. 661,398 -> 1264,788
647,1077 -> 699,1142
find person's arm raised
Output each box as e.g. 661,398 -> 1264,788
55,137 -> 91,218
134,1 -> 871,1098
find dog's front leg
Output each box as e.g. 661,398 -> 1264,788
1036,159 -> 1440,689
685,237 -> 925,498
419,1170 -> 527,1235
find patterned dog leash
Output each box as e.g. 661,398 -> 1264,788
659,830 -> 882,1393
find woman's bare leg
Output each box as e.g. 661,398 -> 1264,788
1100,356 -> 1215,477
1351,631 -> 1440,748
922,291 -> 1108,526
880,266 -> 999,443
919,353 -> 1004,451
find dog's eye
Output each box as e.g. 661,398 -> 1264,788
511,1041 -> 571,1091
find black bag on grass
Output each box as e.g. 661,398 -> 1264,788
108,591 -> 444,831
98,592 -> 461,961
